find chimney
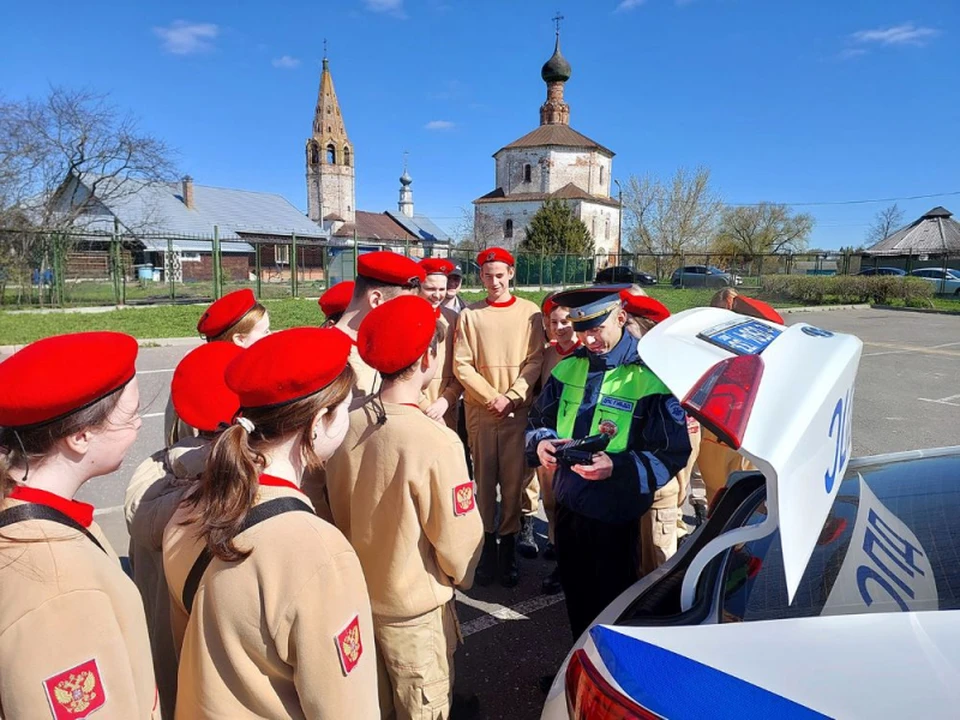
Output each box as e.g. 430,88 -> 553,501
182,176 -> 194,209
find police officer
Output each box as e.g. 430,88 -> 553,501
527,287 -> 692,639
0,332 -> 160,719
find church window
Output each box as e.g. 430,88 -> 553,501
327,126 -> 332,134
327,144 -> 336,164
599,166 -> 605,185
310,143 -> 319,166
504,219 -> 514,239
524,164 -> 532,183
605,218 -> 611,240
343,146 -> 351,167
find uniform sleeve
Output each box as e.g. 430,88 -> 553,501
612,394 -> 693,498
525,374 -> 562,466
440,374 -> 464,408
125,456 -> 189,553
415,439 -> 483,589
505,312 -> 545,406
279,551 -> 381,720
453,311 -> 500,404
0,591 -> 160,720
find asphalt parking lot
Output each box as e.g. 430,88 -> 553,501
64,307 -> 960,719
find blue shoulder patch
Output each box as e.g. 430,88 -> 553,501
666,397 -> 686,425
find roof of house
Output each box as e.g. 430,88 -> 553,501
865,206 -> 960,256
497,124 -> 613,157
474,182 -> 621,208
332,210 -> 418,242
74,174 -> 325,241
385,212 -> 452,244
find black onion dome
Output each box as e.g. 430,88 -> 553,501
541,36 -> 572,83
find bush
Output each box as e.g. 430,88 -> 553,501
759,275 -> 933,306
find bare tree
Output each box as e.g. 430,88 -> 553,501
621,167 -> 723,255
713,203 -> 814,258
866,203 -> 905,246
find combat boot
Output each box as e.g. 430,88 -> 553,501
475,533 -> 498,586
517,514 -> 539,559
499,533 -> 519,588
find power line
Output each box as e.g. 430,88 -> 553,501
726,190 -> 960,208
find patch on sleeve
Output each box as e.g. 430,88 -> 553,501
666,397 -> 686,425
335,615 -> 364,676
453,482 -> 476,516
43,658 -> 106,720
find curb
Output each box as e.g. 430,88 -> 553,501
778,304 -> 872,314
870,304 -> 960,317
0,336 -> 204,355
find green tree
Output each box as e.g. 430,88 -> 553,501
518,198 -> 593,255
713,203 -> 814,259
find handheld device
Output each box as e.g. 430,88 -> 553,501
557,433 -> 611,466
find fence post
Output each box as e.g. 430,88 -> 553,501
539,249 -> 545,292
353,230 -> 359,279
255,242 -> 262,299
291,232 -> 299,298
679,252 -> 685,289
562,252 -> 568,289
212,225 -> 222,299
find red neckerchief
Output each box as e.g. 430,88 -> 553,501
485,296 -> 517,308
556,339 -> 581,357
9,485 -> 95,528
259,474 -> 303,493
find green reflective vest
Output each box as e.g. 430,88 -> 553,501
552,356 -> 671,454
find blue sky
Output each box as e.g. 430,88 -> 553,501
3,0 -> 958,249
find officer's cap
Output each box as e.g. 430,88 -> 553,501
550,284 -> 631,331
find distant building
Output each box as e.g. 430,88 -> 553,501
864,206 -> 960,258
473,29 -> 621,259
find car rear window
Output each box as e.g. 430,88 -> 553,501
720,454 -> 960,622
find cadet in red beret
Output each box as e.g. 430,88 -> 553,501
418,258 -> 463,430
453,246 -> 544,586
326,296 -> 482,720
319,281 -> 355,327
162,327 -> 379,719
0,332 -> 161,719
125,341 -> 242,717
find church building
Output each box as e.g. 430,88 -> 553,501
473,29 -> 621,258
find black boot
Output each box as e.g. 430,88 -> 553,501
451,691 -> 480,718
543,541 -> 557,561
475,533 -> 498,586
517,515 -> 539,559
541,565 -> 562,595
499,533 -> 519,588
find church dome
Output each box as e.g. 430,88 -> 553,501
400,170 -> 413,186
541,37 -> 572,83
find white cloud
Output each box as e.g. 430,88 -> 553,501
154,21 -> 220,55
363,0 -> 406,17
851,23 -> 940,47
424,120 -> 455,130
272,55 -> 301,69
615,0 -> 646,11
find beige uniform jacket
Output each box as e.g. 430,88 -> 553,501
163,482 -> 380,719
420,306 -> 463,429
453,297 -> 545,408
325,403 -> 483,619
125,436 -> 210,718
0,500 -> 160,719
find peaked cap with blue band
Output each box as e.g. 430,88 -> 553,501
550,284 -> 632,331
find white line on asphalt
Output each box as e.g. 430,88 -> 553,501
459,593 -> 565,638
141,412 -> 165,419
136,368 -> 176,375
918,396 -> 960,408
93,505 -> 124,517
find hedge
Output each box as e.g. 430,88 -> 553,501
759,275 -> 934,306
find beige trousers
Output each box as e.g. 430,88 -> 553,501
536,465 -> 556,544
522,473 -> 541,516
697,427 -> 755,504
464,404 -> 533,535
640,478 -> 680,576
375,602 -> 460,720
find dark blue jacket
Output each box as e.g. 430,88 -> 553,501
525,332 -> 692,524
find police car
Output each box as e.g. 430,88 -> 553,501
542,307 -> 960,719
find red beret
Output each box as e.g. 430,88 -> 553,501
226,327 -> 351,410
357,296 -> 436,374
0,332 -> 138,428
357,251 -> 426,287
619,290 -> 671,324
318,281 -> 355,317
171,343 -> 243,433
419,258 -> 455,276
476,247 -> 515,267
733,296 -> 785,325
197,289 -> 258,339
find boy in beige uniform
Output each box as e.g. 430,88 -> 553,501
454,247 -> 544,587
327,295 -> 483,720
418,257 -> 464,430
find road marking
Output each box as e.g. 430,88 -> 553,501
458,592 -> 565,638
142,412 -> 165,419
93,505 -> 124,517
918,393 -> 960,408
862,342 -> 960,358
137,368 -> 176,375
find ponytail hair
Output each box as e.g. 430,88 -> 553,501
183,365 -> 355,562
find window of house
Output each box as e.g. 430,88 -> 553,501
326,145 -> 336,164
343,146 -> 351,167
275,245 -> 291,265
180,252 -> 201,263
524,164 -> 532,183
504,219 -> 514,239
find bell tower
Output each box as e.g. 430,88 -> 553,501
306,51 -> 355,224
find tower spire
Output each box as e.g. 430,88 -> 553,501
399,151 -> 414,217
540,17 -> 572,126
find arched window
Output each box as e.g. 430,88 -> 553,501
504,219 -> 514,239
605,218 -> 611,240
523,164 -> 532,183
343,146 -> 351,167
326,144 -> 336,164
599,166 -> 605,185
310,142 -> 319,166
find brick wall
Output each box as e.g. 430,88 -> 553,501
181,254 -> 249,282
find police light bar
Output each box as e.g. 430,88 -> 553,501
565,649 -> 660,720
681,354 -> 764,450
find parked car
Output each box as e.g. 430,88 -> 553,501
594,266 -> 657,286
670,265 -> 741,288
542,307 -> 960,719
856,266 -> 906,277
910,267 -> 960,295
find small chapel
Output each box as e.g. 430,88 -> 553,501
473,26 -> 622,259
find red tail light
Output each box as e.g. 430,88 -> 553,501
565,649 -> 660,720
682,354 -> 763,451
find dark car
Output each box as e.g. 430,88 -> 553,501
670,264 -> 741,288
856,267 -> 906,276
594,266 -> 657,286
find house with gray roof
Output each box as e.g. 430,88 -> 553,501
864,206 -> 960,258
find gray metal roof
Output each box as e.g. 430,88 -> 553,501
865,206 -> 960,256
75,174 -> 325,240
385,211 -> 452,244
139,238 -> 254,253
